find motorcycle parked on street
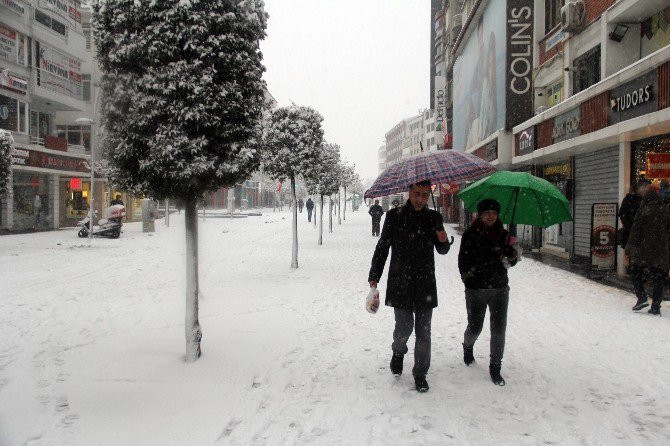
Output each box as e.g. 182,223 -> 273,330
77,204 -> 125,239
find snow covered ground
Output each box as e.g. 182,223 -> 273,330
1,207 -> 670,445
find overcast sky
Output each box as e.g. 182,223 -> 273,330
261,0 -> 431,183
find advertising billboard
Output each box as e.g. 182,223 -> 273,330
453,0 -> 506,151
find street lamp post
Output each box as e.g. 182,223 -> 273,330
76,117 -> 95,240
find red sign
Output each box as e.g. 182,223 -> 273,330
11,148 -> 89,174
70,178 -> 82,190
646,153 -> 670,179
30,177 -> 40,187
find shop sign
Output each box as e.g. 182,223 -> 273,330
505,0 -> 534,130
11,147 -> 89,173
1,0 -> 26,16
486,139 -> 498,162
435,75 -> 446,132
0,71 -> 28,94
609,70 -> 658,125
545,28 -> 566,52
11,147 -> 29,165
590,203 -> 618,271
646,153 -> 670,179
543,161 -> 572,178
552,107 -> 581,143
517,126 -> 535,156
70,177 -> 81,190
36,41 -> 83,99
0,23 -> 17,62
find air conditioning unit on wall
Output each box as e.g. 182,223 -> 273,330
561,0 -> 586,34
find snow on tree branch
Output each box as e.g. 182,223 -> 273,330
0,130 -> 13,199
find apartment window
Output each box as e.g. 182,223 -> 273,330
0,95 -> 18,132
27,37 -> 32,67
573,45 -> 601,94
547,82 -> 563,108
82,74 -> 91,102
35,9 -> 68,37
545,0 -> 565,34
57,125 -> 91,150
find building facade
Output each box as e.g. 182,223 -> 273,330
0,0 -> 97,231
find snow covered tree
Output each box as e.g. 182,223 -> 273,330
304,143 -> 340,245
0,130 -> 12,199
93,0 -> 268,362
262,106 -> 324,268
339,162 -> 356,221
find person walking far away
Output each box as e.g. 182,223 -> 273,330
618,182 -> 644,252
111,194 -> 124,206
458,199 -> 518,386
368,199 -> 384,236
298,198 -> 304,213
368,180 -> 451,393
33,194 -> 42,229
626,182 -> 670,316
306,197 -> 314,222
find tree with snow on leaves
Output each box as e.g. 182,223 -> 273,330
0,130 -> 12,199
93,0 -> 268,362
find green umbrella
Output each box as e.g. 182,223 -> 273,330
458,171 -> 573,228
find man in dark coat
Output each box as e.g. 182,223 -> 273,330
618,181 -> 645,249
368,180 -> 451,393
305,198 -> 314,222
298,198 -> 304,213
368,199 -> 384,236
626,186 -> 670,316
458,199 -> 518,386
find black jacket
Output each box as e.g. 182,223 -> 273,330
625,189 -> 670,270
368,201 -> 451,311
368,204 -> 384,221
618,192 -> 641,247
458,219 -> 517,290
305,199 -> 314,210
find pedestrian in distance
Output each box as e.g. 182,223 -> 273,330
306,197 -> 314,222
626,183 -> 670,316
368,180 -> 451,393
368,199 -> 384,236
618,182 -> 644,252
33,194 -> 42,229
458,199 -> 518,386
111,194 -> 124,206
298,198 -> 304,213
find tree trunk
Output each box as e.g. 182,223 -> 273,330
338,190 -> 342,225
185,201 -> 202,362
343,186 -> 347,221
291,175 -> 299,269
319,194 -> 324,245
314,197 -> 318,228
165,199 -> 170,227
329,196 -> 333,233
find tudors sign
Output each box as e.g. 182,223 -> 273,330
505,0 -> 534,130
610,70 -> 658,125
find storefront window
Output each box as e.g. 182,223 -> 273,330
633,134 -> 670,185
12,172 -> 51,230
65,180 -> 92,219
0,94 -> 18,132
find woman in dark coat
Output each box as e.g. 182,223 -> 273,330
458,199 -> 518,386
625,186 -> 670,315
368,181 -> 451,393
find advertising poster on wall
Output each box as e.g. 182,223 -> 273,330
452,0 -> 506,152
591,203 -> 618,271
0,23 -> 17,62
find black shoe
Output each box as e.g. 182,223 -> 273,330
632,298 -> 649,311
463,343 -> 474,366
390,353 -> 403,376
490,364 -> 505,386
414,375 -> 429,393
648,307 -> 661,316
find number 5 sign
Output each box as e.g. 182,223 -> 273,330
591,203 -> 618,271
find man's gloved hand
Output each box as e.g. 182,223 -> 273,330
501,244 -> 516,259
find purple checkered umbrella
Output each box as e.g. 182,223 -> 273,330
364,150 -> 496,199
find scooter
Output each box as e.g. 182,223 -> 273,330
77,204 -> 125,239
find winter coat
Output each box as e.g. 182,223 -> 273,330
368,201 -> 451,312
618,192 -> 641,247
625,190 -> 670,270
298,199 -> 304,208
458,219 -> 517,290
305,199 -> 314,210
368,204 -> 384,221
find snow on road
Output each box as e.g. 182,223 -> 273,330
1,208 -> 670,445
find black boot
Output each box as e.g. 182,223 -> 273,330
648,306 -> 661,316
390,353 -> 403,376
490,363 -> 505,386
414,375 -> 429,393
632,297 -> 649,311
463,343 -> 474,366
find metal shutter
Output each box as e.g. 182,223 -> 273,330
574,147 -> 619,258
